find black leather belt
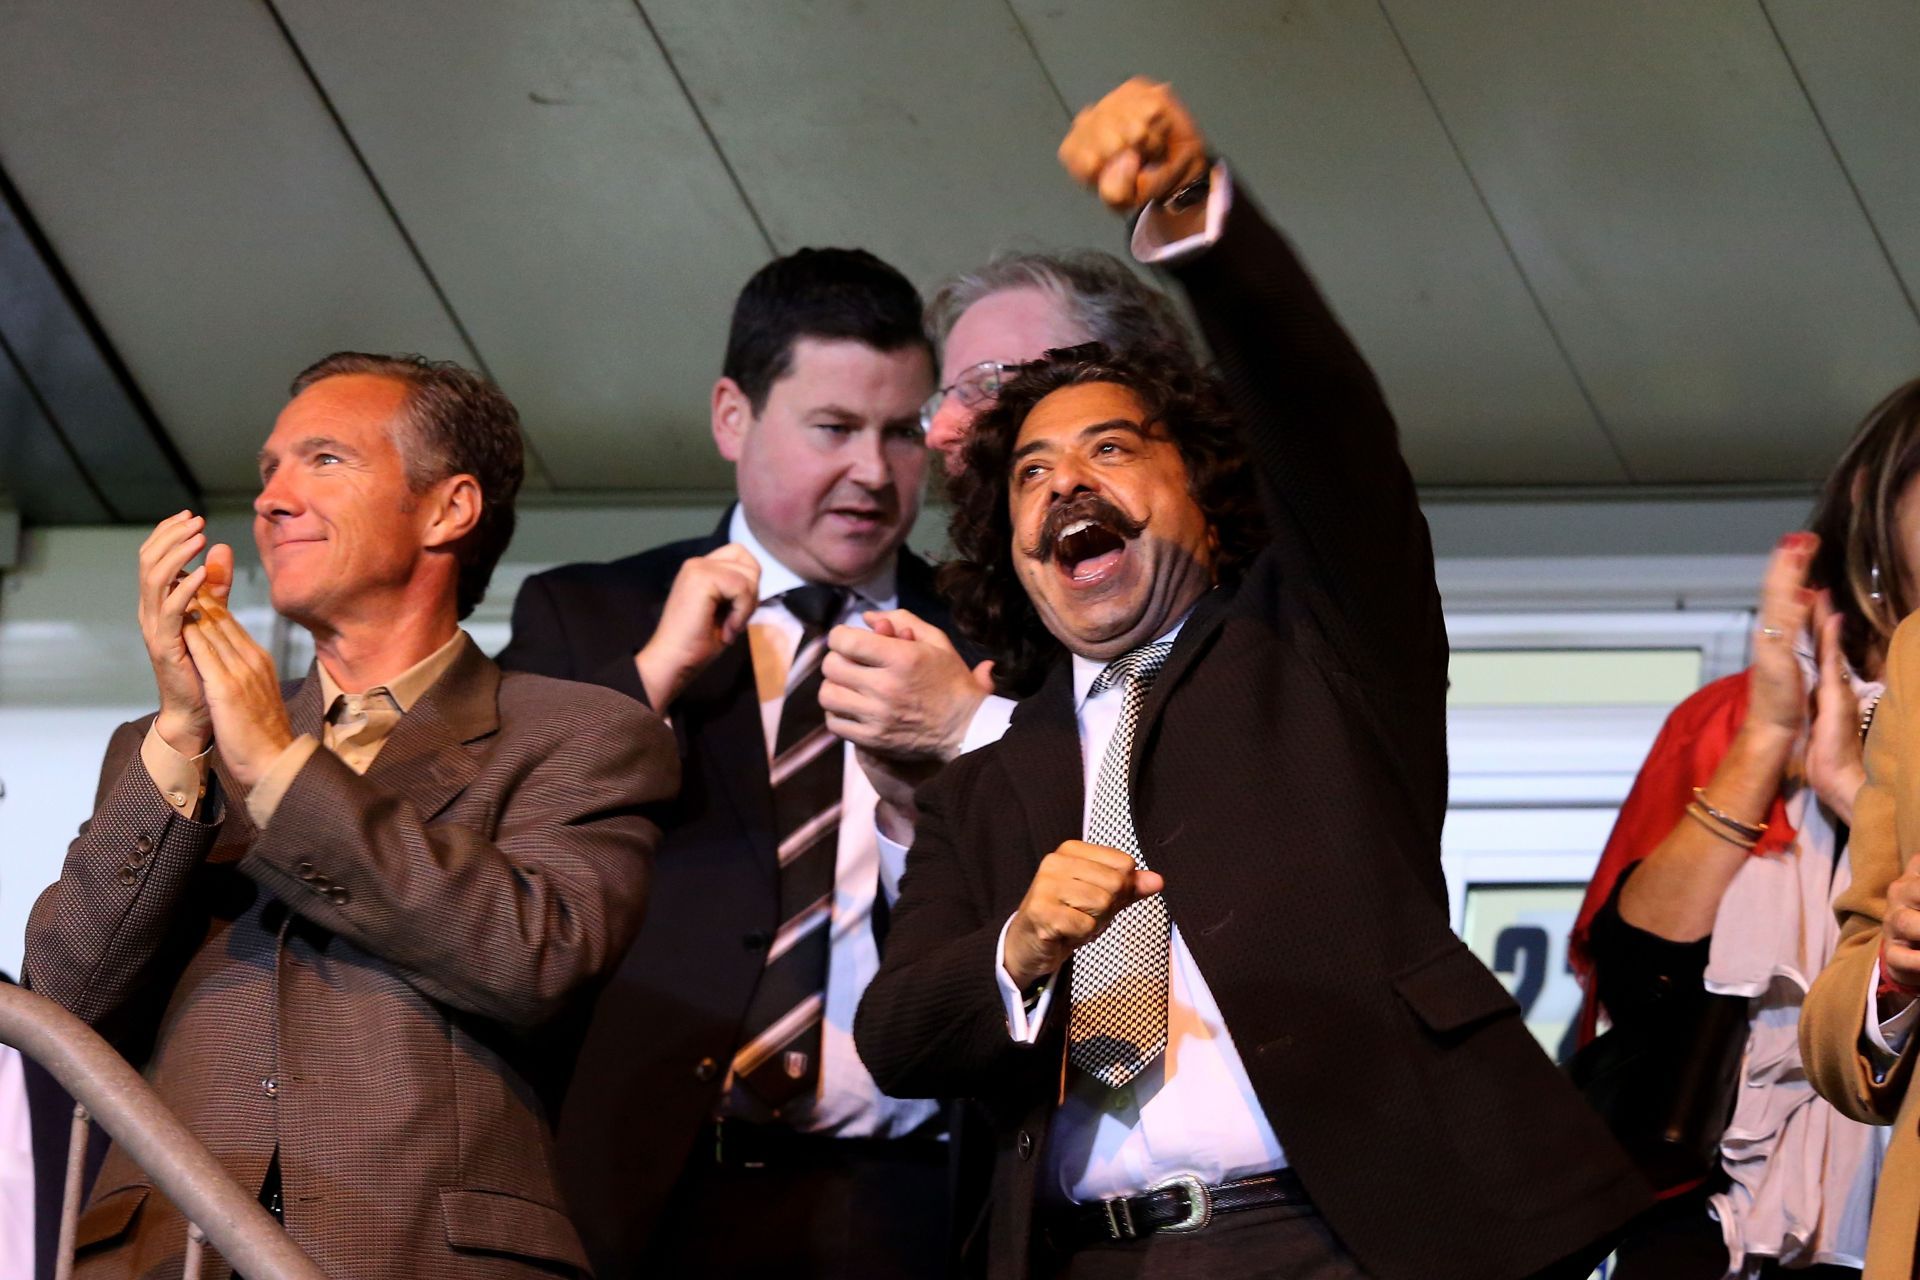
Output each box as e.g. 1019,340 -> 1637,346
1044,1168 -> 1309,1250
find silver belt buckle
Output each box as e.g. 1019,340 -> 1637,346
1100,1195 -> 1138,1240
1148,1173 -> 1213,1233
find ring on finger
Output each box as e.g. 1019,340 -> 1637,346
1759,626 -> 1786,640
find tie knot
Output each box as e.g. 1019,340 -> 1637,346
783,584 -> 847,635
1090,641 -> 1174,697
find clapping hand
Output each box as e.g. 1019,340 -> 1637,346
1806,591 -> 1868,824
180,586 -> 294,790
137,512 -> 233,757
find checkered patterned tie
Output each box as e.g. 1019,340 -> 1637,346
728,584 -> 846,1116
1068,641 -> 1175,1090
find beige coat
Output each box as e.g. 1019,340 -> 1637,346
25,639 -> 677,1279
1803,612 -> 1920,1279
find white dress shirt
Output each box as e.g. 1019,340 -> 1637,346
986,619 -> 1288,1203
726,509 -> 939,1139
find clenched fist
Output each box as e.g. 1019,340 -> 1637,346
1059,76 -> 1210,212
634,543 -> 761,712
1003,840 -> 1165,990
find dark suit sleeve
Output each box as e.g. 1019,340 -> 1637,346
241,695 -> 677,1030
856,775 -> 1053,1100
497,573 -> 577,681
23,718 -> 223,1026
499,570 -> 656,708
1167,179 -> 1442,683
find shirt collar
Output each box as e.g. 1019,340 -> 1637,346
317,629 -> 468,716
727,505 -> 898,611
1071,612 -> 1192,711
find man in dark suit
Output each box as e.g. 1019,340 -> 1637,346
25,353 -> 676,1278
498,249 -> 957,1276
855,79 -> 1651,1280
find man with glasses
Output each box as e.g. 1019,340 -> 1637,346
822,191 -> 1205,847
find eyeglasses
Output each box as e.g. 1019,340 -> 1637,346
920,360 -> 1022,434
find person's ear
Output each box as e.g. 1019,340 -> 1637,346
712,377 -> 753,462
422,474 -> 482,550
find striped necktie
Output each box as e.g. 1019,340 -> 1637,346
1068,641 -> 1175,1090
728,583 -> 847,1115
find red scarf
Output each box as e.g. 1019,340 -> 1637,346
1568,669 -> 1797,1044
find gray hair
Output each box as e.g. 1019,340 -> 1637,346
925,250 -> 1195,365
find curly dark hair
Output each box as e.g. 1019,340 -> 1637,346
940,343 -> 1267,694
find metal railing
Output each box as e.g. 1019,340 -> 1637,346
0,982 -> 326,1280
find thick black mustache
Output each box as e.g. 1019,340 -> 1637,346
1020,495 -> 1147,563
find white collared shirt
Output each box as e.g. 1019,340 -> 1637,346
991,618 -> 1288,1202
726,509 -> 939,1138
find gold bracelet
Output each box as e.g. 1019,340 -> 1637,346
1690,787 -> 1767,841
1686,802 -> 1759,849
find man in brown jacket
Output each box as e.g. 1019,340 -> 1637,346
25,353 -> 677,1279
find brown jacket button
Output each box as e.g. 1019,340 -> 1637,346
133,834 -> 154,855
694,1057 -> 718,1082
327,886 -> 350,905
118,867 -> 139,886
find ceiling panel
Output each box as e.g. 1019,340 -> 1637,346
638,0 -> 1118,290
1011,0 -> 1627,486
1764,1 -> 1920,306
274,0 -> 772,492
0,1 -> 477,496
0,350 -> 112,525
1384,0 -> 1920,482
0,174 -> 195,521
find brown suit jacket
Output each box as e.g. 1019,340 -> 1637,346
23,637 -> 676,1280
1803,613 -> 1920,1279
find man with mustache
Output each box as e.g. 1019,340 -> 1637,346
25,353 -> 675,1278
498,248 -> 960,1276
854,78 -> 1649,1279
824,233 -> 1203,849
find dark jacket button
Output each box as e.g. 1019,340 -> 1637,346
133,834 -> 154,855
327,886 -> 350,905
295,861 -> 316,881
1017,1130 -> 1034,1160
694,1057 -> 718,1082
119,867 -> 139,886
742,930 -> 771,952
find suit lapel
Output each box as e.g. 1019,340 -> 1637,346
362,637 -> 497,821
997,658 -> 1085,859
1131,585 -> 1231,788
679,627 -> 778,876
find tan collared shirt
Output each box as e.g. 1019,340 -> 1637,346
140,630 -> 468,828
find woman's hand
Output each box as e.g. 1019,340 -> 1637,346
1806,595 -> 1867,824
1746,532 -> 1820,736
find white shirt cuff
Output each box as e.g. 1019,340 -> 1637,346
1868,956 -> 1920,1063
959,695 -> 1018,757
996,915 -> 1056,1043
1131,160 -> 1233,264
876,826 -> 909,905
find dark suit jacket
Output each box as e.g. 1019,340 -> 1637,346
23,638 -> 676,1280
854,189 -> 1651,1279
498,521 -> 964,1274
